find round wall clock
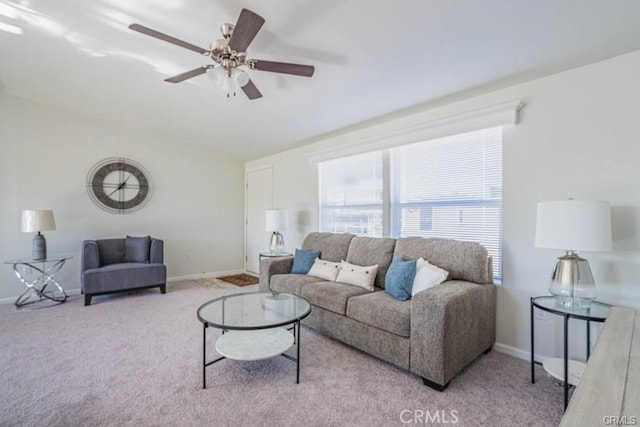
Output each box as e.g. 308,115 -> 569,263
86,157 -> 152,214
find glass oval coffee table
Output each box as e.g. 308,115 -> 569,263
197,291 -> 311,388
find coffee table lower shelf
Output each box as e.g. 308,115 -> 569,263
215,329 -> 294,361
202,322 -> 302,388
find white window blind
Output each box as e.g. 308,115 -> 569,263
319,151 -> 383,237
318,127 -> 503,280
390,127 -> 502,279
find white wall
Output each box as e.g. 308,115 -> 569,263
245,50 -> 640,361
0,94 -> 245,301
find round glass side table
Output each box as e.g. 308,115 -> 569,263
530,296 -> 610,410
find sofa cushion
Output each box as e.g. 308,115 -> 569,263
291,249 -> 321,274
347,291 -> 411,337
336,261 -> 378,291
124,235 -> 151,263
412,257 -> 448,296
301,232 -> 355,262
393,237 -> 490,284
307,258 -> 341,281
96,239 -> 125,266
385,258 -> 417,301
82,262 -> 166,294
301,281 -> 370,315
270,274 -> 324,295
345,236 -> 396,289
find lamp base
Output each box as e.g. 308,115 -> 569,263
32,232 -> 47,260
549,251 -> 597,309
268,232 -> 285,255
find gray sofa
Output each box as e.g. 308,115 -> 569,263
81,237 -> 167,306
259,232 -> 496,390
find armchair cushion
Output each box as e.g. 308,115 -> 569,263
123,235 -> 151,263
83,263 -> 166,294
96,239 -> 126,266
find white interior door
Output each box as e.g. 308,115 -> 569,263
245,167 -> 272,274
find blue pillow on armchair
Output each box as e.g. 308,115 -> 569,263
385,258 -> 417,301
291,249 -> 321,274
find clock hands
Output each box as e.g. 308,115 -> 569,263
106,175 -> 131,198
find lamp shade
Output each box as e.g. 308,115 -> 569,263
534,200 -> 612,252
265,209 -> 289,232
21,210 -> 56,233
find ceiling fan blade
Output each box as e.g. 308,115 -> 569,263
164,66 -> 209,83
241,79 -> 262,100
252,60 -> 315,77
129,23 -> 208,55
228,9 -> 265,53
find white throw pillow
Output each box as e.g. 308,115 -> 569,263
336,261 -> 378,291
307,258 -> 341,281
411,257 -> 449,296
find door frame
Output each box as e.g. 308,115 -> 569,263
244,164 -> 273,274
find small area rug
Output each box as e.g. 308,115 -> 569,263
217,273 -> 259,286
194,277 -> 238,289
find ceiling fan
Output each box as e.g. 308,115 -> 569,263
128,8 -> 315,100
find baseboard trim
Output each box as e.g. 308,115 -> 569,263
0,269 -> 250,305
493,341 -> 546,364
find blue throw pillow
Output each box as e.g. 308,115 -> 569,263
291,249 -> 321,274
385,258 -> 417,301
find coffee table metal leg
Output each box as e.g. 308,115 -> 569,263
203,323 -> 207,389
296,320 -> 301,384
201,325 -> 227,389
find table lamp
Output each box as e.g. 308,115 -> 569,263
534,200 -> 612,308
265,209 -> 288,254
21,210 -> 56,260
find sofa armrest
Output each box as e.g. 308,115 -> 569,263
150,239 -> 164,264
81,240 -> 100,271
258,256 -> 294,291
410,280 -> 496,387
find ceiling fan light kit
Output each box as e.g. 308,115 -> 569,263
128,8 -> 315,100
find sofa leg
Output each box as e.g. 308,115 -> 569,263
422,377 -> 449,391
160,284 -> 166,294
84,294 -> 92,306
483,345 -> 493,354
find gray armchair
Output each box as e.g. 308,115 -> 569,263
81,236 -> 167,306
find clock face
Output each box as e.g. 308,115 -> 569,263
87,158 -> 152,214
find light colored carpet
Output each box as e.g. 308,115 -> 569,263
0,281 -> 564,426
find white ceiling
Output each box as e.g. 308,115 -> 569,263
2,1 -> 640,161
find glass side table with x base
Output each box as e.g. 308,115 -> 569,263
4,256 -> 70,307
